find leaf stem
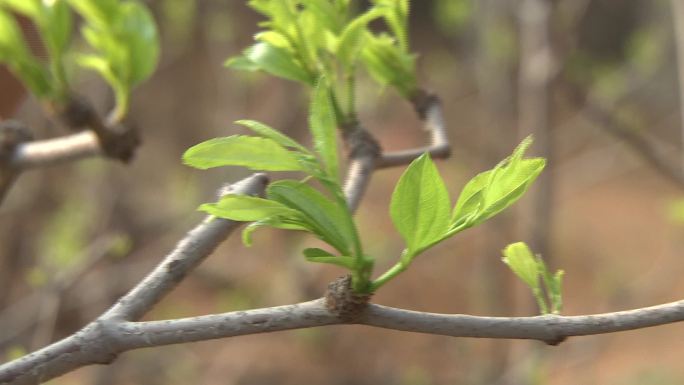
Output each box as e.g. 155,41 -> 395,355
370,250 -> 412,291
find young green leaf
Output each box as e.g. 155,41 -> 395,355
71,0 -> 159,120
239,42 -> 314,85
451,137 -> 545,230
183,135 -> 304,171
372,0 -> 409,51
475,139 -> 545,225
361,33 -> 416,97
309,78 -> 339,180
450,169 -> 493,229
199,195 -> 302,222
235,119 -> 311,154
118,2 -> 159,86
501,242 -> 540,290
0,8 -> 52,97
267,180 -> 359,255
303,248 -> 356,269
336,8 -> 383,70
390,153 -> 451,255
242,217 -> 311,247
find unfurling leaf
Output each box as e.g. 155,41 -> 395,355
501,242 -> 540,290
502,242 -> 564,314
451,136 -> 545,230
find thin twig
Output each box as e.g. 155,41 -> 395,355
376,93 -> 450,169
342,90 -> 450,210
101,173 -> 269,322
10,131 -> 101,170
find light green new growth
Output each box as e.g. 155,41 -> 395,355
502,242 -> 564,314
184,1 -> 549,295
0,0 -> 158,121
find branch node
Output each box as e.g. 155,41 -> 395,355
324,275 -> 372,322
55,95 -> 140,163
543,335 -> 567,346
342,124 -> 382,161
0,120 -> 33,163
409,88 -> 440,120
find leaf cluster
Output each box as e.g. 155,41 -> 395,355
0,0 -> 159,121
184,1 -> 549,295
226,0 -> 416,122
184,79 -> 374,293
502,242 -> 563,314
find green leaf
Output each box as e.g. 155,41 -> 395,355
68,0 -> 119,27
267,180 -> 359,255
242,217 -> 310,246
361,33 -> 416,97
199,195 -> 303,222
450,169 -> 492,229
300,0 -> 342,33
0,8 -> 53,96
183,135 -> 305,171
235,119 -> 310,154
71,0 -> 159,119
224,54 -> 261,71
372,0 -> 409,51
390,153 -> 451,255
336,8 -> 383,69
501,242 -> 540,290
476,138 -> 545,224
451,136 -> 545,229
309,78 -> 339,180
118,1 -> 159,86
243,42 -> 314,84
303,248 -> 356,269
76,54 -> 127,107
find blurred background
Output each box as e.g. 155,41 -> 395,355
2,0 -> 684,384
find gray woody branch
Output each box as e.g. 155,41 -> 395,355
343,89 -> 450,211
0,97 -> 139,205
6,91 -> 684,385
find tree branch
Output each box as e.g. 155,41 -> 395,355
9,131 -> 101,170
5,292 -> 684,384
376,91 -> 451,169
6,133 -> 684,384
101,173 -> 269,322
0,174 -> 269,384
0,96 -> 139,206
341,90 -> 451,211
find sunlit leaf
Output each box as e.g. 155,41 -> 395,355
267,180 -> 359,255
183,135 -> 304,171
235,119 -> 310,154
243,42 -> 314,84
309,77 -> 339,180
390,153 -> 451,255
501,242 -> 540,290
199,195 -> 302,222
